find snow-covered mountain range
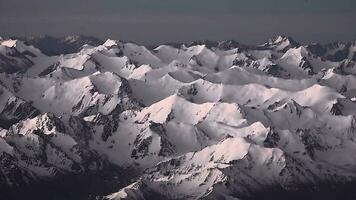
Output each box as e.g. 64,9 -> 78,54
1,35 -> 356,200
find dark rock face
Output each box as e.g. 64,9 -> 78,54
0,100 -> 39,129
307,41 -> 356,62
0,48 -> 34,74
0,86 -> 40,129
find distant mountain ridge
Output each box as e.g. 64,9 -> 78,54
14,35 -> 104,56
3,35 -> 356,62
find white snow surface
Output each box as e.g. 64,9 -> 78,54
1,37 -> 356,199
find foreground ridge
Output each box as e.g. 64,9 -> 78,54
1,36 -> 356,199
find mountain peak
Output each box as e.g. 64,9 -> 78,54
103,39 -> 120,48
265,35 -> 299,52
1,39 -> 18,48
271,35 -> 297,44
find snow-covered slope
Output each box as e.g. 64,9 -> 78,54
1,36 -> 356,200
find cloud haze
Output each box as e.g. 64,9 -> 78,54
1,0 -> 355,44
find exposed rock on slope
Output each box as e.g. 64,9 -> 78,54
1,36 -> 356,200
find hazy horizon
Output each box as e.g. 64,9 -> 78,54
1,0 -> 356,45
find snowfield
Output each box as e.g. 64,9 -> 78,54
1,35 -> 356,200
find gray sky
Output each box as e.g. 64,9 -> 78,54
1,0 -> 356,44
